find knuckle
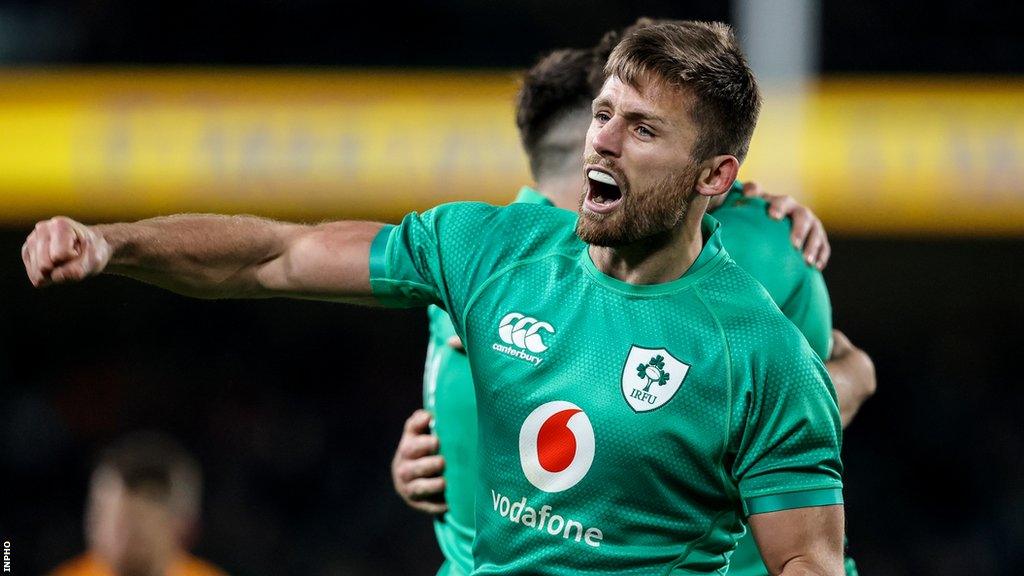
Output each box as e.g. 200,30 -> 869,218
397,443 -> 413,459
409,482 -> 426,498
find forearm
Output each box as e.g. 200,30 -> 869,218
826,346 -> 876,428
99,214 -> 301,298
777,557 -> 842,576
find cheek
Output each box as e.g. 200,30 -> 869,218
584,122 -> 601,153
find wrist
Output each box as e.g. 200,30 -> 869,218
93,222 -> 135,269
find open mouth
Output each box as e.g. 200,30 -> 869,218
584,168 -> 624,214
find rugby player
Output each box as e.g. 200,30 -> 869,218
24,21 -> 846,575
50,432 -> 226,576
392,32 -> 875,576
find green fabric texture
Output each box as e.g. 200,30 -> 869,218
372,198 -> 842,574
427,188 -> 552,576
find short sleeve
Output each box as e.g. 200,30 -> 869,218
369,201 -> 509,331
369,211 -> 444,309
732,332 -> 844,517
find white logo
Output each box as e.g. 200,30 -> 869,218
621,346 -> 691,412
493,312 -> 555,366
519,401 -> 595,492
498,312 -> 554,353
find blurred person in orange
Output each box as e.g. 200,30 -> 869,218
50,431 -> 227,576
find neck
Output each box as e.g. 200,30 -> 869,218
706,192 -> 728,211
535,173 -> 582,211
588,196 -> 710,285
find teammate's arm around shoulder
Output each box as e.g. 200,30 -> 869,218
748,505 -> 845,575
21,214 -> 383,302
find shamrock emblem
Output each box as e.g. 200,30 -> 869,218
636,354 -> 671,393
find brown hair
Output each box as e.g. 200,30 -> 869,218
515,48 -> 599,178
604,20 -> 761,162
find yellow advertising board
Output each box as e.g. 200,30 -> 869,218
0,69 -> 1021,235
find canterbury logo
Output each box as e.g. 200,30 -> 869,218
498,313 -> 555,353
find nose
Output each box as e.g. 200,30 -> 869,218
591,116 -> 622,159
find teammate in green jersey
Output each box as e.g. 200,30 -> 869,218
392,28 -> 875,576
24,21 -> 846,574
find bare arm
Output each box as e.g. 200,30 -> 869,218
825,330 -> 877,428
22,214 -> 383,303
748,505 -> 845,576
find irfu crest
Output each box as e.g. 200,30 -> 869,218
636,354 -> 670,392
621,346 -> 690,412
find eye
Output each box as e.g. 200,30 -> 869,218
636,125 -> 655,138
594,111 -> 611,124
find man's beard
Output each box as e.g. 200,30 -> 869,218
575,164 -> 700,247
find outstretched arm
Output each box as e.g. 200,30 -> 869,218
749,505 -> 845,576
22,215 -> 383,303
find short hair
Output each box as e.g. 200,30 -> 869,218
604,20 -> 761,162
515,48 -> 599,178
589,17 -> 661,91
94,431 -> 202,522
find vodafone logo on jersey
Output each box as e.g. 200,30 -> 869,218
519,401 -> 595,492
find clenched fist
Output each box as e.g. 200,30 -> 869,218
22,217 -> 111,287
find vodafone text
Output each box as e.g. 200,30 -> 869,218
490,489 -> 604,547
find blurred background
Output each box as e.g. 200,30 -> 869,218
0,1 -> 1021,574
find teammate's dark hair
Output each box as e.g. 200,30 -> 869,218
605,20 -> 762,162
94,430 -> 202,520
515,48 -> 597,179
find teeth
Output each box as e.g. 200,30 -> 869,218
588,170 -> 617,186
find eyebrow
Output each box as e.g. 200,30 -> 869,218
592,96 -> 670,128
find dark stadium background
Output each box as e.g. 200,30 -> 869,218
1,1 -> 1022,575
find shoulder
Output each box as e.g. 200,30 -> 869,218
49,553 -> 106,576
428,201 -> 573,229
713,195 -> 799,261
388,201 -> 579,264
712,196 -> 811,301
697,260 -> 811,357
436,201 -> 580,255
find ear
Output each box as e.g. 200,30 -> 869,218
694,155 -> 739,198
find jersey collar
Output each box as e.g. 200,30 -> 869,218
579,215 -> 729,296
513,186 -> 555,206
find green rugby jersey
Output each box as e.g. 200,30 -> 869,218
424,188 -> 552,576
373,201 -> 843,574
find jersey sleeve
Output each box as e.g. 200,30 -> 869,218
731,325 -> 844,517
779,268 -> 833,360
369,202 -> 511,334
